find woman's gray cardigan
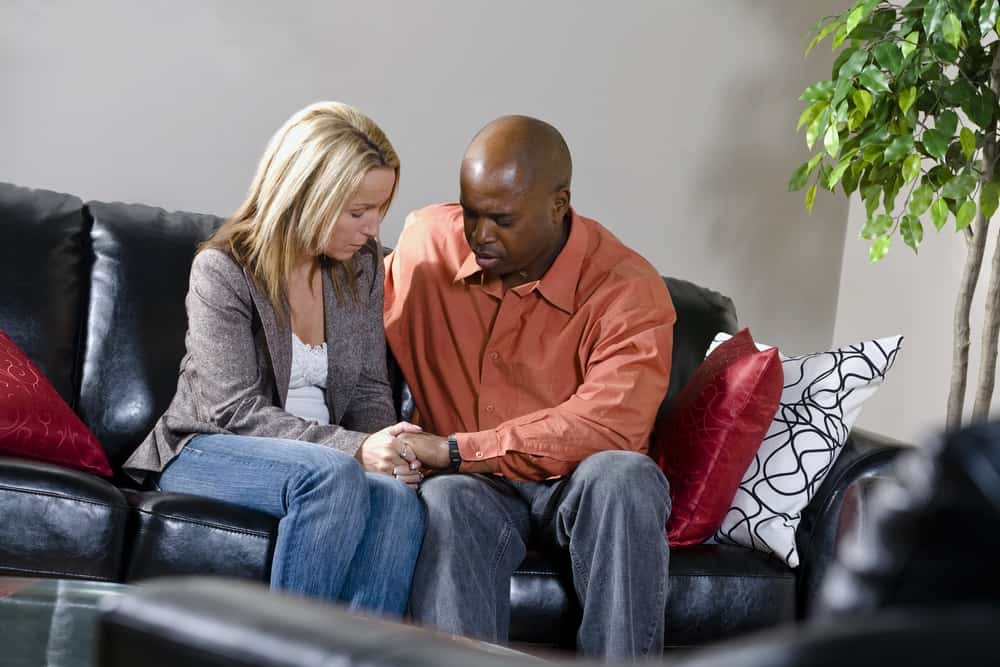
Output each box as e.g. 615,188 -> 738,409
124,241 -> 396,482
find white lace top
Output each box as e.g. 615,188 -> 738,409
286,332 -> 330,424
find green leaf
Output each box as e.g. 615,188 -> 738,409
838,49 -> 869,79
874,42 -> 904,76
800,80 -> 835,102
981,0 -> 1000,33
900,31 -> 920,59
833,77 -> 854,106
805,183 -> 818,213
859,66 -> 891,94
884,135 -> 915,162
957,199 -> 977,230
848,109 -> 865,131
930,198 -> 950,229
806,19 -> 842,57
824,123 -> 841,158
828,157 -> 854,188
935,110 -> 959,139
869,236 -> 892,262
944,79 -> 976,106
898,86 -> 917,113
832,23 -> 850,49
981,182 -> 1000,220
942,172 -> 978,200
901,214 -> 924,251
960,127 -> 977,159
861,213 -> 894,239
843,164 -> 863,195
789,161 -> 811,191
924,0 -> 949,36
910,184 -> 934,214
807,107 -> 832,150
852,89 -> 874,119
902,153 -> 922,182
863,184 -> 883,217
845,4 -> 867,35
797,101 -> 826,131
968,91 -> 997,130
922,129 -> 950,161
807,152 -> 824,173
943,13 -> 964,47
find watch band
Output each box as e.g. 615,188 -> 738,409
447,434 -> 461,472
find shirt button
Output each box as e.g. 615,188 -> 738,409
476,451 -> 484,458
489,351 -> 500,361
485,403 -> 495,413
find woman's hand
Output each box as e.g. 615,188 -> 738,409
356,422 -> 424,489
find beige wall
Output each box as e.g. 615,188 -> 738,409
2,1 -> 848,354
833,196 -> 1000,445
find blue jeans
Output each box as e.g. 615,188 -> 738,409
157,433 -> 424,617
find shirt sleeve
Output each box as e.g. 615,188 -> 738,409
455,276 -> 675,481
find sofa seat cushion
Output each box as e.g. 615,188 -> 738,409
508,543 -> 795,649
666,544 -> 796,647
122,491 -> 277,583
0,456 -> 128,581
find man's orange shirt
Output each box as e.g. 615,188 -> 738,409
384,204 -> 676,481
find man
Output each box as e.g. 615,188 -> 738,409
384,116 -> 675,659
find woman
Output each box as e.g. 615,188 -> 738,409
124,101 -> 424,617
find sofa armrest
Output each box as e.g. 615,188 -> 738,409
794,429 -> 907,616
121,490 -> 277,583
98,577 -> 544,667
0,456 -> 129,581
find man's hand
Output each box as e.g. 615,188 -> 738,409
396,432 -> 451,470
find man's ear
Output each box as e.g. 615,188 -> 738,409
552,188 -> 571,224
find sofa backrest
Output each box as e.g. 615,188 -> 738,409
0,182 -> 91,407
0,181 -> 739,472
77,202 -> 223,469
660,276 -> 739,415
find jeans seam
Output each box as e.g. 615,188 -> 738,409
491,521 -> 514,588
640,560 -> 667,657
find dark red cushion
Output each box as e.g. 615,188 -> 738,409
652,328 -> 781,546
0,330 -> 112,476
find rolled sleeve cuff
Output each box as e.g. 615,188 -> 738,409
455,429 -> 501,473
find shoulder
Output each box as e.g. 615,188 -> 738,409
390,203 -> 466,270
578,216 -> 673,314
190,248 -> 251,303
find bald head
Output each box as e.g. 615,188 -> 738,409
458,116 -> 574,288
462,115 -> 572,195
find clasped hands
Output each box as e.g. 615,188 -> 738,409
357,422 -> 451,490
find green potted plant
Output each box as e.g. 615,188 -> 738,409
791,0 -> 1000,429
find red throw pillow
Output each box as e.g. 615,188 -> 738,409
0,330 -> 112,476
652,328 -> 781,546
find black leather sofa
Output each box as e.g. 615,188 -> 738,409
0,181 -> 904,650
96,419 -> 1000,665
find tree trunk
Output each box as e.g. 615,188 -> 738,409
970,45 -> 1000,422
948,216 -> 989,430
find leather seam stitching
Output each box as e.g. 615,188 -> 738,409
0,484 -> 128,510
132,509 -> 272,538
0,564 -> 116,582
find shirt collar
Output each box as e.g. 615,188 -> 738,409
452,209 -> 587,315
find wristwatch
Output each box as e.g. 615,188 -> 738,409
447,434 -> 461,472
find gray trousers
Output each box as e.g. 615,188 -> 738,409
409,450 -> 671,659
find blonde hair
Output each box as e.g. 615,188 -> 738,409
203,101 -> 399,314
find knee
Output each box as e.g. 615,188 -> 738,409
368,474 -> 425,529
294,446 -> 367,499
575,451 -> 670,510
417,475 -> 489,523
